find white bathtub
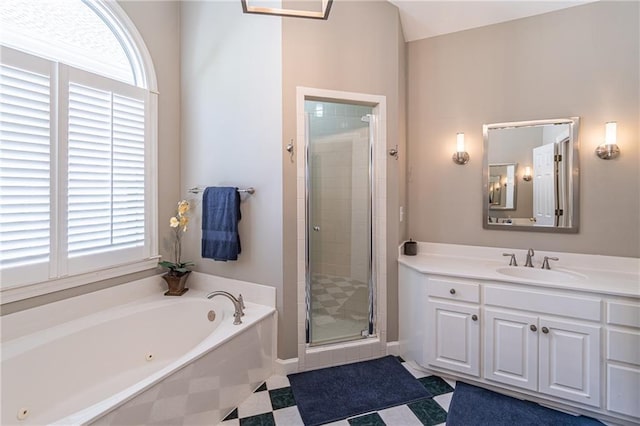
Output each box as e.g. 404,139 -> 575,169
0,272 -> 276,425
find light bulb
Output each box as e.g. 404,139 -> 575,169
456,133 -> 465,152
605,122 -> 617,145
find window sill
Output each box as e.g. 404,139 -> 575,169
0,257 -> 160,305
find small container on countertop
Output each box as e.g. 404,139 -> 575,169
403,239 -> 417,256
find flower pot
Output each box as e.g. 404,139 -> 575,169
162,271 -> 191,296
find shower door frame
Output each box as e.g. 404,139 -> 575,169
295,87 -> 387,366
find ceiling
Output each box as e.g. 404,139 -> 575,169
388,0 -> 598,42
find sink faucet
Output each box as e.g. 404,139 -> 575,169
542,256 -> 559,270
207,291 -> 245,325
524,248 -> 535,267
502,253 -> 518,266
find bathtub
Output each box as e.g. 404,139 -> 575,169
0,272 -> 276,425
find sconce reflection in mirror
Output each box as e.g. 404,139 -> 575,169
523,166 -> 532,182
595,121 -> 620,160
452,133 -> 470,165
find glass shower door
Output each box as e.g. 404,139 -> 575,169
306,100 -> 373,346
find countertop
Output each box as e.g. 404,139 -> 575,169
398,243 -> 640,299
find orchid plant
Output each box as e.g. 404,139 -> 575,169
159,200 -> 194,276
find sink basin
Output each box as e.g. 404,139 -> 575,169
496,267 -> 586,283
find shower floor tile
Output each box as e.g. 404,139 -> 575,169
218,358 -> 450,426
309,273 -> 370,343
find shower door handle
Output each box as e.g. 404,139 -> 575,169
313,226 -> 320,232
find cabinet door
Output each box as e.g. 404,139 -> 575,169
538,318 -> 601,407
484,308 -> 538,391
426,300 -> 480,377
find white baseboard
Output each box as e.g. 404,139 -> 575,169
386,340 -> 400,356
274,357 -> 299,375
276,342 -> 401,376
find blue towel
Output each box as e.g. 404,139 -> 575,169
201,187 -> 241,261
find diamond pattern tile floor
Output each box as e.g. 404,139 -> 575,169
218,357 -> 453,426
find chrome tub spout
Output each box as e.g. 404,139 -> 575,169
206,291 -> 244,325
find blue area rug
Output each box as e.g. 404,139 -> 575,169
446,382 -> 604,426
288,355 -> 432,426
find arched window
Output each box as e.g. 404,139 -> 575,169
0,0 -> 158,301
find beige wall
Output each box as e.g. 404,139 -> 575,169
282,0 -> 406,358
1,1 -> 182,315
407,1 -> 640,258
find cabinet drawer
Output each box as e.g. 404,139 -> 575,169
484,285 -> 601,321
607,329 -> 640,365
427,277 -> 479,303
607,300 -> 640,328
607,364 -> 640,418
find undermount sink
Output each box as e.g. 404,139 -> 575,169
496,266 -> 586,282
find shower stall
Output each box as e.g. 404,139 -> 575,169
304,99 -> 374,346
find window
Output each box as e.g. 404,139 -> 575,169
0,1 -> 157,301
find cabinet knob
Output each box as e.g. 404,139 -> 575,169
449,288 -> 456,295
471,314 -> 478,321
530,324 -> 537,332
541,326 -> 549,334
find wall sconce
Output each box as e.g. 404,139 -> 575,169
523,166 -> 532,182
595,121 -> 620,160
452,133 -> 469,165
241,0 -> 333,19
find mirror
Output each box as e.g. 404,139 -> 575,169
483,117 -> 580,232
489,163 -> 517,210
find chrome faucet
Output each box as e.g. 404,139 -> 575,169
207,291 -> 244,325
524,248 -> 535,267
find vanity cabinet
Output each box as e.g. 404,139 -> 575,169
605,300 -> 640,418
398,246 -> 640,425
484,309 -> 601,406
483,285 -> 602,407
425,277 -> 481,377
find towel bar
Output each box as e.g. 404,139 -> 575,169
188,186 -> 255,195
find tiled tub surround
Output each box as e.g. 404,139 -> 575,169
0,272 -> 276,426
398,242 -> 640,426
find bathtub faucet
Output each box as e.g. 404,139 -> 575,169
206,291 -> 245,325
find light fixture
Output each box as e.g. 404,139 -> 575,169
596,121 -> 620,160
523,166 -> 532,182
452,132 -> 469,165
241,0 -> 333,20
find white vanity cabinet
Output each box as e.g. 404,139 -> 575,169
483,285 -> 602,407
605,300 -> 640,418
398,244 -> 640,425
425,277 -> 480,377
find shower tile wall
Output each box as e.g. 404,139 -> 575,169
310,139 -> 353,277
306,101 -> 371,280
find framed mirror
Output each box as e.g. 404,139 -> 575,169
483,117 -> 580,232
489,163 -> 517,210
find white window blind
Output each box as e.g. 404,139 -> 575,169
0,63 -> 51,269
67,83 -> 145,258
112,94 -> 145,247
0,47 -> 153,291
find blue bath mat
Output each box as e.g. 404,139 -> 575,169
446,382 -> 604,426
288,355 -> 432,426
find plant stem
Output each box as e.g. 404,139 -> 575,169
174,228 -> 181,265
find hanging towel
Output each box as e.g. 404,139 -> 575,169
201,187 -> 242,261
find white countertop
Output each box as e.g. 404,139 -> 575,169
398,243 -> 640,298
